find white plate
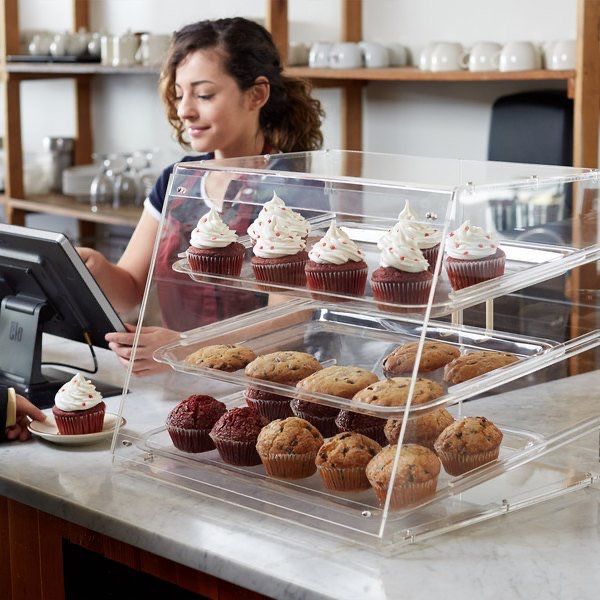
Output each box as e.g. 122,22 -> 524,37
28,412 -> 126,446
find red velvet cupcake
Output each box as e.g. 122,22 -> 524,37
335,409 -> 387,446
166,394 -> 226,453
210,407 -> 264,466
371,228 -> 433,305
244,387 -> 293,421
290,398 -> 339,438
187,207 -> 245,276
305,222 -> 368,296
444,220 -> 505,290
52,373 -> 105,435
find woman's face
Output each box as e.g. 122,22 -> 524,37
175,49 -> 263,157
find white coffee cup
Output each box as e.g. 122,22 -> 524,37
388,43 -> 408,67
329,42 -> 362,69
137,33 -> 171,67
418,42 -> 441,71
430,42 -> 467,72
547,40 -> 576,70
100,34 -> 114,66
466,41 -> 502,71
309,42 -> 333,68
359,41 -> 390,68
288,42 -> 310,66
498,41 -> 541,71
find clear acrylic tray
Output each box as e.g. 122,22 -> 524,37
153,300 -> 600,418
173,219 -> 600,318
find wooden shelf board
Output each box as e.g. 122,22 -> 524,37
1,194 -> 141,227
285,66 -> 576,82
3,63 -> 160,76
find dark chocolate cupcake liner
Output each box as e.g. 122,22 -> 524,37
371,278 -> 433,305
211,436 -> 262,466
445,254 -> 505,291
245,394 -> 294,421
167,425 -> 215,453
251,258 -> 308,286
54,403 -> 105,435
290,407 -> 338,438
338,423 -> 387,446
187,250 -> 244,276
305,266 -> 368,296
421,244 -> 441,272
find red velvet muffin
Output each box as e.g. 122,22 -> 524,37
244,387 -> 293,420
335,410 -> 387,446
210,407 -> 264,466
166,394 -> 226,453
290,398 -> 340,438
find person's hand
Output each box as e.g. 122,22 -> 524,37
77,246 -> 110,278
6,394 -> 46,442
105,324 -> 180,377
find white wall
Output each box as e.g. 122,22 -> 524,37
11,0 -> 576,165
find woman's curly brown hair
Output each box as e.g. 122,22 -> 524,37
159,18 -> 324,152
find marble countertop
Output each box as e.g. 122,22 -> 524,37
0,336 -> 599,600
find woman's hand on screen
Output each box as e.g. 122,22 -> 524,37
105,324 -> 180,376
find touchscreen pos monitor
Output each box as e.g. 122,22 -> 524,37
0,224 -> 126,407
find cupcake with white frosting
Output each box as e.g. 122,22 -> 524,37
251,213 -> 308,285
247,192 -> 310,245
187,207 -> 246,276
305,222 -> 368,296
371,227 -> 433,305
51,373 -> 106,435
379,201 -> 443,271
444,220 -> 505,290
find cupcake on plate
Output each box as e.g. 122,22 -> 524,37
247,192 -> 311,244
379,200 -> 443,270
305,222 -> 368,297
371,227 -> 433,305
384,408 -> 454,451
316,432 -> 381,492
210,407 -> 264,466
244,351 -> 322,421
444,220 -> 505,290
335,410 -> 387,446
434,416 -> 503,476
166,394 -> 226,453
256,417 -> 323,479
250,214 -> 309,285
52,373 -> 105,435
366,444 -> 441,510
187,207 -> 246,275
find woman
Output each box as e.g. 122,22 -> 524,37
79,18 -> 326,376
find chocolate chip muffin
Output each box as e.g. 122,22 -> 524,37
245,351 -> 322,420
166,394 -> 227,453
316,432 -> 381,491
434,416 -> 503,475
352,377 -> 444,407
210,407 -> 264,466
383,341 -> 460,376
335,410 -> 386,446
256,417 -> 323,478
384,408 -> 454,450
184,344 -> 256,372
294,366 -> 378,436
366,444 -> 441,510
443,351 -> 519,384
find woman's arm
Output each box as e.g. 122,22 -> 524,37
78,210 -> 159,313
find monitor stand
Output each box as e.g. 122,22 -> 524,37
0,294 -> 124,409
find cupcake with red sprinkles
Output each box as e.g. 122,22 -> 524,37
305,221 -> 368,296
444,220 -> 505,290
52,373 -> 105,435
187,207 -> 246,275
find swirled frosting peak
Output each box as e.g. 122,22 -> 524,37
380,200 -> 442,250
308,222 -> 364,265
445,220 -> 498,259
252,214 -> 306,258
190,207 -> 238,249
380,227 -> 429,272
247,192 -> 310,241
54,373 -> 103,412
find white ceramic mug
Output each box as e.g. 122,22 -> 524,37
548,40 -> 576,70
309,42 -> 332,68
100,34 -> 114,66
466,41 -> 502,71
498,41 -> 541,71
29,32 -> 53,56
49,33 -> 69,57
418,42 -> 441,70
329,42 -> 362,69
137,33 -> 171,67
288,42 -> 310,66
430,42 -> 467,72
359,41 -> 390,68
387,43 -> 408,67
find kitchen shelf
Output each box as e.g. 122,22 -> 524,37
0,194 -> 142,227
285,66 -> 576,83
4,63 -> 160,76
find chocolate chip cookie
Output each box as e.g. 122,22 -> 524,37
443,351 -> 518,384
383,341 -> 460,375
184,344 -> 256,372
352,377 -> 444,407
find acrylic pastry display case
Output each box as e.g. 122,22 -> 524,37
112,150 -> 600,551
